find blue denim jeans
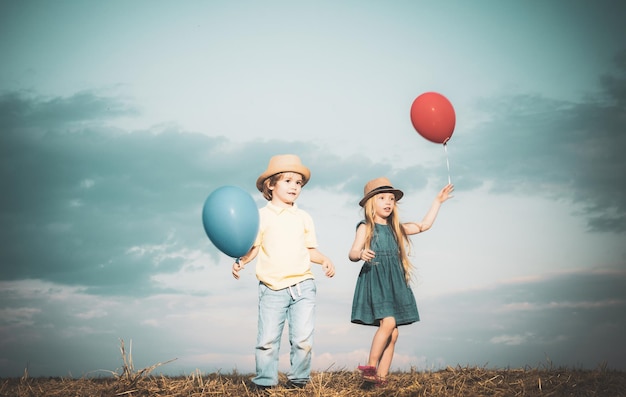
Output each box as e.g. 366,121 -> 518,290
252,279 -> 316,387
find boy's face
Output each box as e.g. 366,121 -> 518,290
270,172 -> 303,206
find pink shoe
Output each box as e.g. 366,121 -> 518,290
375,376 -> 388,387
357,365 -> 377,382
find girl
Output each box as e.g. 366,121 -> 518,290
348,177 -> 454,386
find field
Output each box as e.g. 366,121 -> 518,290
2,341 -> 624,396
2,366 -> 625,397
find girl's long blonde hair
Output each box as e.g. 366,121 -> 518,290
363,197 -> 413,283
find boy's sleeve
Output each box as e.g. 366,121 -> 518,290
253,209 -> 263,247
303,212 -> 318,248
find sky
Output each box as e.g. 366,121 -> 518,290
1,0 -> 625,378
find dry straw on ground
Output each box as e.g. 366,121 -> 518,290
1,340 -> 624,396
3,366 -> 625,397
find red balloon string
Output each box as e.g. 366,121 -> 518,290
444,142 -> 451,185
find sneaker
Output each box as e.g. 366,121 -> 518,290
285,380 -> 307,389
250,382 -> 273,393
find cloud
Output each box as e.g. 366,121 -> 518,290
2,60 -> 624,303
1,267 -> 623,376
489,333 -> 534,346
0,90 -> 138,135
0,92 -> 235,293
457,51 -> 626,233
0,307 -> 40,327
415,269 -> 626,369
0,89 -> 440,296
600,50 -> 626,107
500,299 -> 626,312
0,277 -> 256,376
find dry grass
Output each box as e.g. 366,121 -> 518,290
1,340 -> 624,396
2,366 -> 625,397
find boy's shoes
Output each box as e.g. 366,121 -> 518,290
285,380 -> 307,389
249,382 -> 273,394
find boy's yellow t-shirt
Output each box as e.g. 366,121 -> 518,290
254,202 -> 317,290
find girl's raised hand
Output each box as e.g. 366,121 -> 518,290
437,184 -> 454,203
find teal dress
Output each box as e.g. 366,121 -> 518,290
351,222 -> 420,326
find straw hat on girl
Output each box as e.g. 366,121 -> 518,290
358,177 -> 404,207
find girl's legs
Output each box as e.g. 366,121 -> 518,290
376,327 -> 398,378
367,316 -> 397,368
361,316 -> 397,383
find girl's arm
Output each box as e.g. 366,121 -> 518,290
232,245 -> 259,280
348,223 -> 375,262
309,248 -> 335,277
403,184 -> 454,235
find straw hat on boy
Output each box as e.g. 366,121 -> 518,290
256,154 -> 311,192
359,177 -> 404,207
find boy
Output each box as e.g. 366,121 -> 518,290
232,154 -> 335,389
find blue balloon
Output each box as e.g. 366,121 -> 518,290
202,185 -> 259,258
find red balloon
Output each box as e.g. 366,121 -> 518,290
410,92 -> 456,144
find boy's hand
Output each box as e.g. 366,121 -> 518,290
232,261 -> 244,280
322,259 -> 335,278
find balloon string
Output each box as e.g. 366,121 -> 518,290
444,143 -> 451,185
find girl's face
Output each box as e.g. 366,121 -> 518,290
270,172 -> 303,206
373,192 -> 396,222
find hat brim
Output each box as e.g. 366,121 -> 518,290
256,166 -> 310,192
359,187 -> 404,207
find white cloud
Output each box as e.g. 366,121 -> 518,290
490,333 -> 533,346
74,309 -> 108,320
0,307 -> 41,326
60,326 -> 111,338
0,279 -> 88,300
500,299 -> 626,312
80,179 -> 95,189
69,199 -> 83,207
